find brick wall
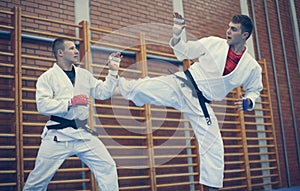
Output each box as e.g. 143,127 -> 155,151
250,0 -> 300,187
4,0 -> 75,22
1,0 -> 299,189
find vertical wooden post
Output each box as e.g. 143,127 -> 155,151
79,20 -> 97,191
260,59 -> 282,186
236,87 -> 252,190
182,59 -> 191,71
12,6 -> 24,191
136,32 -> 157,191
79,20 -> 94,129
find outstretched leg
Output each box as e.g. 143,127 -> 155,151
118,75 -> 184,110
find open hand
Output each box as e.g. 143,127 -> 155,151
173,12 -> 186,36
107,52 -> 122,71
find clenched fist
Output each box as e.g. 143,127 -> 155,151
71,94 -> 89,107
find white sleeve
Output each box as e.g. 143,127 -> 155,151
90,70 -> 119,100
36,73 -> 69,116
243,65 -> 263,111
169,37 -> 207,61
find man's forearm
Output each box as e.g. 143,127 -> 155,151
170,37 -> 181,47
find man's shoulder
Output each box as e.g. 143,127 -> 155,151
39,65 -> 54,76
200,36 -> 225,41
243,53 -> 262,71
75,66 -> 92,75
199,36 -> 226,45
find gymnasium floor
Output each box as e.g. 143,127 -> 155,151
272,187 -> 300,191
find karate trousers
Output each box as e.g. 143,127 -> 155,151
118,75 -> 224,188
23,131 -> 119,191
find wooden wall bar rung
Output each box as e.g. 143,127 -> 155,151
221,185 -> 247,190
22,29 -> 82,40
152,127 -> 192,131
0,52 -> 14,56
22,65 -> 48,71
154,154 -> 197,159
223,177 -> 246,181
90,41 -> 140,52
151,117 -> 184,122
247,145 -> 276,148
117,165 -> 150,169
154,145 -> 196,149
94,104 -> 145,110
0,74 -> 14,78
0,63 -> 14,68
49,179 -> 91,184
94,114 -> 146,120
99,135 -> 147,139
120,185 -> 151,190
246,129 -> 273,133
156,181 -> 199,187
0,25 -> 14,30
152,136 -> 194,140
155,163 -> 197,168
156,172 -> 198,178
221,129 -> 241,133
98,124 -> 145,129
21,77 -> 37,81
107,145 -> 148,149
250,159 -> 277,163
56,168 -> 90,172
248,152 -> 276,155
225,161 -> 245,165
118,175 -> 150,180
251,174 -> 279,179
113,156 -> 148,159
22,14 -> 81,27
225,169 -> 246,173
250,167 -> 277,171
0,109 -> 15,113
150,108 -> 182,113
21,54 -> 55,62
224,153 -> 244,157
90,26 -> 138,39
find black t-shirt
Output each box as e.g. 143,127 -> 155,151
63,66 -> 75,85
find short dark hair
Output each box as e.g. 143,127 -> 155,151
51,38 -> 73,59
231,15 -> 253,40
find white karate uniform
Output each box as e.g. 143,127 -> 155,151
23,63 -> 119,191
118,36 -> 263,188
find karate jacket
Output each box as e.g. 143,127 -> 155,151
36,63 -> 118,141
170,36 -> 263,110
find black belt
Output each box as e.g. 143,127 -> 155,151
175,70 -> 212,125
47,116 -> 98,136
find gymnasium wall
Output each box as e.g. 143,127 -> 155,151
1,0 -> 300,190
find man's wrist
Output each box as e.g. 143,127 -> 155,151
109,70 -> 119,78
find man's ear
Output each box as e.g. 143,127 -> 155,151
57,49 -> 63,57
242,32 -> 249,40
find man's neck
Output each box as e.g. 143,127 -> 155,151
57,61 -> 73,71
230,43 -> 246,55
